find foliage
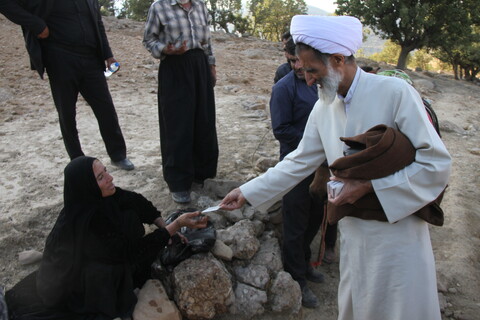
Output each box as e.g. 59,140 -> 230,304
230,14 -> 251,35
409,49 -> 433,71
355,48 -> 366,58
99,0 -> 116,16
430,2 -> 480,80
118,0 -> 152,21
335,0 -> 478,71
248,0 -> 307,41
369,40 -> 405,66
369,42 -> 452,73
114,0 -> 308,40
435,31 -> 480,80
205,0 -> 249,35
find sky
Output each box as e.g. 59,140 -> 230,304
306,0 -> 337,13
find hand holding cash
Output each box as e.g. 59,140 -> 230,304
202,205 -> 221,213
327,180 -> 344,199
327,178 -> 374,205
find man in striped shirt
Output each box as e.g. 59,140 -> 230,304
143,0 -> 218,204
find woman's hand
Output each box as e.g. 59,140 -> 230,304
177,211 -> 208,229
166,211 -> 207,236
176,232 -> 188,244
153,216 -> 166,228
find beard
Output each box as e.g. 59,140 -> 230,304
318,64 -> 342,105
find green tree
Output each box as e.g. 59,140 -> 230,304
249,0 -> 307,41
119,0 -> 152,21
461,39 -> 480,80
430,1 -> 480,80
452,31 -> 480,81
369,40 -> 405,66
205,0 -> 247,34
230,13 -> 251,35
99,0 -> 116,16
409,49 -> 433,71
336,0 -> 476,70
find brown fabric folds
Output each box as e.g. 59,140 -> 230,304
325,124 -> 445,226
413,190 -> 445,226
309,164 -> 331,198
330,124 -> 416,180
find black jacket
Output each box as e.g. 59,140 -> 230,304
0,0 -> 113,78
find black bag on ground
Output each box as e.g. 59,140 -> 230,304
158,208 -> 216,270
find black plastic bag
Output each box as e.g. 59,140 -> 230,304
159,208 -> 216,271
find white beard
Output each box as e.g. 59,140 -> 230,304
318,64 -> 342,105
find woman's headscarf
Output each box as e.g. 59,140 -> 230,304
36,156 -> 101,307
15,156 -> 144,319
63,156 -> 102,206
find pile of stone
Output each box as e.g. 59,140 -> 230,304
138,179 -> 301,320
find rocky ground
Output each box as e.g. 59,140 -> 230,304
1,15 -> 479,320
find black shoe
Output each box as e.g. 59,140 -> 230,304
301,285 -> 319,309
171,191 -> 191,203
306,265 -> 324,283
111,158 -> 134,171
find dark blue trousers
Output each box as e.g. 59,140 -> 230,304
282,173 -> 325,287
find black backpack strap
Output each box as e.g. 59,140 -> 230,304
422,98 -> 441,138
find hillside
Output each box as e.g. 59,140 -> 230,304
1,15 -> 479,320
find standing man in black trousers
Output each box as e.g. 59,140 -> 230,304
143,0 -> 218,203
0,0 -> 134,170
270,38 -> 325,308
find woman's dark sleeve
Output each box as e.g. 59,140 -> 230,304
138,227 -> 171,249
118,188 -> 161,224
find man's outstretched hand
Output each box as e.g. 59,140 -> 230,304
220,187 -> 246,210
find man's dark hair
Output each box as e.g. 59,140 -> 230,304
284,38 -> 296,56
361,66 -> 374,72
281,31 -> 291,42
296,42 -> 355,64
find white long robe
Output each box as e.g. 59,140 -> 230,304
240,70 -> 451,320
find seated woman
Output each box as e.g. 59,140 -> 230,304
6,156 -> 207,320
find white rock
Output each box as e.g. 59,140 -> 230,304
133,279 -> 182,320
18,249 -> 43,265
211,239 -> 234,261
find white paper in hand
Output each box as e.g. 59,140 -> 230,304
202,205 -> 221,213
327,180 -> 344,199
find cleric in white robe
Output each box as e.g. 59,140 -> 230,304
220,15 -> 451,320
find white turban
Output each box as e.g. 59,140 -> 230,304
290,15 -> 363,56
